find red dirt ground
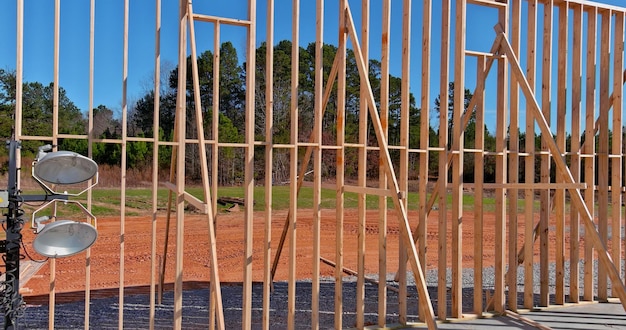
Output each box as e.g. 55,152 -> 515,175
20,208 -> 567,302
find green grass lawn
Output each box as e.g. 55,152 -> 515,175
19,185 -> 502,218
24,185 -> 600,218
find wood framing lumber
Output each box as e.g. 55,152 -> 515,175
187,3 -> 225,327
173,2 -> 188,327
335,1 -> 347,327
243,0 -> 256,327
270,53 -> 340,284
421,33 -> 504,220
320,257 -> 400,293
312,1 -> 323,327
379,0 -> 391,325
396,33 -> 504,283
498,29 -> 626,311
344,5 -> 437,328
162,182 -> 208,214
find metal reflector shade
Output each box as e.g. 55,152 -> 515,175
33,220 -> 98,258
33,151 -> 98,185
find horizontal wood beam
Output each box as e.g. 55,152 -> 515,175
467,0 -> 507,9
162,181 -> 208,214
192,13 -> 252,26
482,183 -> 587,190
343,185 -> 396,197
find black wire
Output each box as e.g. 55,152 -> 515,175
19,239 -> 47,263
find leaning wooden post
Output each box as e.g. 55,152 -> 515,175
356,0 -> 369,327
186,2 -> 225,327
398,0 -> 412,323
335,0 -> 347,327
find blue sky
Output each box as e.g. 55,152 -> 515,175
1,0 -> 625,132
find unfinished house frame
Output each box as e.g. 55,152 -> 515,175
6,0 -> 626,329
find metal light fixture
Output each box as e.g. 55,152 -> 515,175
28,145 -> 99,258
32,145 -> 99,194
31,200 -> 98,258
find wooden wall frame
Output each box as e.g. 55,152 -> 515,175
10,0 -> 626,329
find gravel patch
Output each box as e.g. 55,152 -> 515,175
5,259 -> 624,329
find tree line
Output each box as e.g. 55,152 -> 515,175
0,41 -> 617,184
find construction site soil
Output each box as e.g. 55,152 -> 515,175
20,208 -> 566,304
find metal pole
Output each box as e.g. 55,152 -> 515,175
4,139 -> 22,330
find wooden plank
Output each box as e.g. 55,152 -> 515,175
344,6 -> 437,328
570,1 -> 583,304
162,182 -> 208,214
173,1 -> 187,328
583,6 -> 598,303
598,8 -> 610,302
611,11 -> 624,297
539,1 -> 553,307
263,1 -> 274,329
15,0 -> 23,140
211,23 -> 220,235
474,55 -> 486,316
508,0 -> 521,312
288,1 -> 299,327
120,0 -> 130,327
243,0 -> 257,327
378,0 -> 391,326
438,0 -> 450,321
343,185 -> 394,197
483,183 -> 586,189
49,3 -> 61,328
356,0 -> 369,327
451,0 -> 466,317
270,53 -> 340,285
504,310 -> 553,330
191,13 -> 252,26
500,28 -> 626,311
398,0 -> 412,323
494,17 -> 507,315
86,0 -> 96,327
418,6 -> 432,318
553,0 -> 626,13
555,2 -> 568,306
150,0 -> 160,327
312,1 -> 324,327
422,34 -> 502,223
335,1 -> 347,328
186,3 -> 225,328
320,257 -> 400,293
210,22 -> 221,330
467,0 -> 507,8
